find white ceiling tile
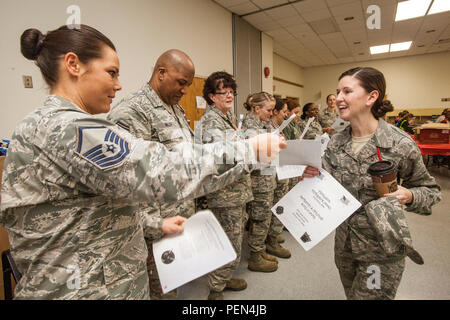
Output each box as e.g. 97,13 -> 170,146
264,4 -> 298,19
338,57 -> 355,63
292,0 -> 328,13
326,0 -> 359,8
285,23 -> 314,34
243,11 -> 269,24
330,1 -> 363,17
361,0 -> 400,9
439,25 -> 450,38
278,15 -> 306,27
228,2 -> 260,15
251,0 -> 289,9
301,9 -> 333,22
214,0 -> 249,8
320,32 -> 346,45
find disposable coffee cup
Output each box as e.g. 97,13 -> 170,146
367,160 -> 398,197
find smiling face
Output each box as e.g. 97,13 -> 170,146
273,103 -> 288,124
336,75 -> 378,121
77,45 -> 122,114
209,83 -> 235,114
327,94 -> 337,110
305,104 -> 319,119
255,100 -> 275,122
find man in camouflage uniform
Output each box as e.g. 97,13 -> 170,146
107,49 -> 198,299
323,119 -> 441,299
0,95 -> 259,299
242,111 -> 279,273
318,94 -> 339,136
194,72 -> 253,299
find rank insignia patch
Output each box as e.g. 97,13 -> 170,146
75,126 -> 130,169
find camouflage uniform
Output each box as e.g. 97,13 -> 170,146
282,121 -> 302,191
318,107 -> 339,136
242,112 -> 277,253
268,119 -> 289,238
322,119 -> 441,300
298,117 -> 323,140
0,95 -> 256,299
194,105 -> 253,293
107,83 -> 196,299
282,120 -> 301,140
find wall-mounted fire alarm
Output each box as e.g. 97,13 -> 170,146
264,67 -> 270,78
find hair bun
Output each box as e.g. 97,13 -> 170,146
380,100 -> 394,112
372,99 -> 394,118
21,28 -> 45,60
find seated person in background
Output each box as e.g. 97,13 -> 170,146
298,103 -> 323,140
395,110 -> 408,126
318,94 -> 339,136
435,108 -> 449,123
440,110 -> 450,124
399,113 -> 415,134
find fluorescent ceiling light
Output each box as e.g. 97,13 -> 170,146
370,44 -> 389,54
390,41 -> 412,52
395,0 -> 432,21
428,0 -> 450,15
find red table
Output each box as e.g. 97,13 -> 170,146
415,142 -> 450,156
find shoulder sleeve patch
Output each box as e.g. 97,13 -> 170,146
75,126 -> 131,169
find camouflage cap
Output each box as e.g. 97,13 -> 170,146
365,196 -> 424,265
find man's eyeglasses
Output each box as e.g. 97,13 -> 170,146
215,90 -> 237,97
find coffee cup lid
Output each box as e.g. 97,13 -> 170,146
368,160 -> 395,176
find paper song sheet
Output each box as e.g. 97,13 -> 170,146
299,117 -> 315,140
331,118 -> 349,132
152,210 -> 236,293
278,139 -> 322,169
271,169 -> 361,251
276,165 -> 306,180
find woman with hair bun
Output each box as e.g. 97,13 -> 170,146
241,92 -> 279,273
0,25 -> 285,299
322,67 -> 441,300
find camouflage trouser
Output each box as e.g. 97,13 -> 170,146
335,236 -> 406,300
248,191 -> 274,252
145,200 -> 195,299
268,180 -> 289,237
208,205 -> 248,292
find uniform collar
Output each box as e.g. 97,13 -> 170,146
210,104 -> 230,121
336,118 -> 392,147
334,118 -> 393,161
44,95 -> 89,114
142,83 -> 177,113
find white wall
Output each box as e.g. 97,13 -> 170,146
303,52 -> 450,112
0,0 -> 233,138
273,53 -> 305,104
261,33 -> 273,94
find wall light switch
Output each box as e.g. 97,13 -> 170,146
23,75 -> 33,88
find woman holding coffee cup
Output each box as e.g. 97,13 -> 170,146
322,67 -> 441,300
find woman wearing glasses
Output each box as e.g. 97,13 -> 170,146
195,71 -> 252,300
